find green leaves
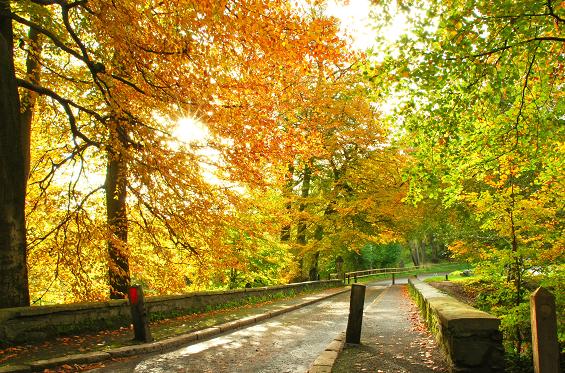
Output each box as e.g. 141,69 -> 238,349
369,0 -> 564,359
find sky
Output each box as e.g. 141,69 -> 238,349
325,0 -> 409,51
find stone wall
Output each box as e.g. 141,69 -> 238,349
0,280 -> 341,344
408,278 -> 504,373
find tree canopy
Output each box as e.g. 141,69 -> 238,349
0,6 -> 562,361
371,0 -> 563,358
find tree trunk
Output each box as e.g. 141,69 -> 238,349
0,0 -> 30,308
296,164 -> 311,245
509,180 -> 524,353
20,17 -> 42,180
280,164 -> 294,242
105,130 -> 130,299
410,239 -> 420,266
309,251 -> 319,280
419,238 -> 426,266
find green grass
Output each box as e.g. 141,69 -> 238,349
415,262 -> 471,273
423,270 -> 475,283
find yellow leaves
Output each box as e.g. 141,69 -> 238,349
449,240 -> 494,261
448,240 -> 469,258
22,0 -> 386,301
538,237 -> 564,262
378,229 -> 399,243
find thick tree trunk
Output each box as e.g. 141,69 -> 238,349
105,135 -> 130,299
0,0 -> 30,308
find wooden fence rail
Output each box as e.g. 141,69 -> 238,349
330,266 -> 420,280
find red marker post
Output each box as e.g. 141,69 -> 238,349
129,285 -> 153,342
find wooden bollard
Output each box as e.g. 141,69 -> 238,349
129,285 -> 153,342
530,287 -> 560,373
346,284 -> 366,344
445,274 -> 449,281
392,272 -> 395,285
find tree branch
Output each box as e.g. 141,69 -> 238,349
448,36 -> 564,60
11,12 -> 84,62
547,0 -> 565,23
17,78 -> 105,122
17,78 -> 102,147
514,42 -> 539,147
111,73 -> 146,95
58,2 -> 109,97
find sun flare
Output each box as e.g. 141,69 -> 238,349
174,116 -> 210,144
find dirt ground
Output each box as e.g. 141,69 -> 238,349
427,281 -> 477,306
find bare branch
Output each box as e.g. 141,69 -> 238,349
17,78 -> 103,147
28,186 -> 104,250
17,78 -> 106,122
128,185 -> 200,256
11,12 -> 84,62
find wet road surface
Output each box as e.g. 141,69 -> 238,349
91,286 -> 386,373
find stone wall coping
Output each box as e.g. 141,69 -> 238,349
0,300 -> 127,320
408,276 -> 504,372
0,280 -> 340,319
0,279 -> 343,345
409,278 -> 500,331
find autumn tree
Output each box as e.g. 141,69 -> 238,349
4,0 -> 374,303
372,0 -> 564,357
272,61 -> 406,278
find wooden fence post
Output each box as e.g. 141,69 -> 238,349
129,285 -> 153,342
530,287 -> 560,373
346,284 -> 366,344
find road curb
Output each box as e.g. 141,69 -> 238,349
2,287 -> 350,372
306,331 -> 346,373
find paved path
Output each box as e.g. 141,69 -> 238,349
91,286 -> 387,373
333,284 -> 449,373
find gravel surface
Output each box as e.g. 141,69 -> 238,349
333,285 -> 449,373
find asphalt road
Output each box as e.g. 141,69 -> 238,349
91,285 -> 386,373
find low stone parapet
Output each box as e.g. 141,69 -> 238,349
408,278 -> 504,372
0,280 -> 341,344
